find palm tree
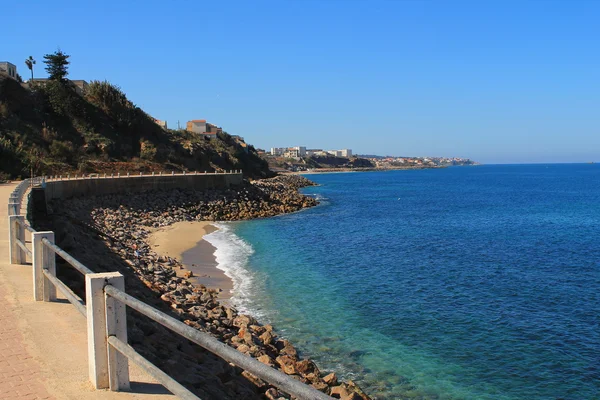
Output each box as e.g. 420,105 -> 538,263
24,56 -> 36,83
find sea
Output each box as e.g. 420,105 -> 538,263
202,164 -> 600,400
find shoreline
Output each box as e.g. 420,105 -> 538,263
287,165 -> 446,174
147,221 -> 234,300
284,164 -> 480,175
44,175 -> 371,399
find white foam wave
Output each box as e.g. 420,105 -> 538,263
203,223 -> 258,315
313,193 -> 328,201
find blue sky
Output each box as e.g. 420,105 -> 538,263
4,0 -> 599,163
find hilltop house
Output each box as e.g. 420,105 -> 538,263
186,119 -> 206,133
186,120 -> 222,138
153,119 -> 167,129
0,62 -> 17,80
29,78 -> 89,95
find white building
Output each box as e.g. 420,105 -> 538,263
338,149 -> 352,157
271,146 -> 306,157
326,149 -> 353,157
0,62 -> 17,80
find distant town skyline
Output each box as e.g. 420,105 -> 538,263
3,0 -> 599,164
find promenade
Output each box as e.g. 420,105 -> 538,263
0,182 -> 176,400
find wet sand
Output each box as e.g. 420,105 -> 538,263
147,221 -> 233,299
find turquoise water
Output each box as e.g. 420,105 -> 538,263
203,164 -> 600,399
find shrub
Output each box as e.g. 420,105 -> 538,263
140,140 -> 157,160
49,140 -> 75,162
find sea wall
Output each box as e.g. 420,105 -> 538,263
43,173 -> 244,202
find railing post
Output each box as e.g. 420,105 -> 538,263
32,232 -> 56,301
106,281 -> 130,391
8,216 -> 25,264
8,200 -> 16,216
86,272 -> 129,390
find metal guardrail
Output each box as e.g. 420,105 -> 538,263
6,174 -> 334,399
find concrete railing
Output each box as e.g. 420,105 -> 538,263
43,170 -> 243,181
6,176 -> 332,400
8,177 -> 43,216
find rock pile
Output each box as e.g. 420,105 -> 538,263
48,175 -> 371,400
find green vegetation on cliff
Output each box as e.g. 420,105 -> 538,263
0,56 -> 272,179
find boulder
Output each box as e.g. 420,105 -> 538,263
241,371 -> 266,388
323,372 -> 338,386
233,314 -> 257,328
275,355 -> 297,375
257,354 -> 274,367
259,330 -> 274,346
330,384 -> 350,399
295,359 -> 319,376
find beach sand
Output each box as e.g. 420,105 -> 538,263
147,221 -> 234,300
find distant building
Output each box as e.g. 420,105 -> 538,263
186,119 -> 207,133
154,119 -> 168,129
271,146 -> 306,158
206,123 -> 223,135
186,119 -> 222,138
284,147 -> 306,158
70,80 -> 89,94
29,78 -> 89,95
327,149 -> 353,157
306,149 -> 324,156
0,62 -> 17,80
339,149 -> 352,157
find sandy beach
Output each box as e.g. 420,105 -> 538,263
147,221 -> 234,299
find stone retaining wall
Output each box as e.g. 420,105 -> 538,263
43,173 -> 243,201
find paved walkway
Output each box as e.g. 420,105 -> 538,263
0,281 -> 53,400
0,182 -> 176,400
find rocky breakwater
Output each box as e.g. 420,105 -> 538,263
49,175 -> 371,400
